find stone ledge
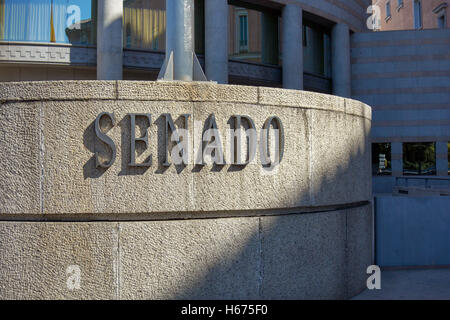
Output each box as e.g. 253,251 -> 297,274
0,201 -> 371,221
259,86 -> 371,120
117,81 -> 259,104
0,81 -> 372,120
0,81 -> 116,102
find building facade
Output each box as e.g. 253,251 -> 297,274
375,0 -> 449,31
0,0 -> 375,300
0,0 -> 448,300
0,2 -> 448,191
0,0 -> 370,92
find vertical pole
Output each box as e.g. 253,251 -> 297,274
282,5 -> 303,90
166,0 -> 195,81
97,0 -> 123,80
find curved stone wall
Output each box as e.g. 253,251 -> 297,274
0,81 -> 372,299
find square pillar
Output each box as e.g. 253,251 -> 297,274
282,5 -> 303,90
205,0 -> 228,84
97,0 -> 123,80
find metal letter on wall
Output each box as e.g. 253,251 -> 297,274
94,112 -> 116,168
129,113 -> 152,167
199,114 -> 225,165
162,113 -> 191,167
260,116 -> 284,167
230,115 -> 257,166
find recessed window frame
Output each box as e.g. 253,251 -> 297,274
372,142 -> 392,176
385,1 -> 392,22
414,0 -> 423,29
403,142 -> 437,176
438,14 -> 446,28
302,19 -> 331,78
433,3 -> 448,29
235,8 -> 249,54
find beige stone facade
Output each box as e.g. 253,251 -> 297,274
0,81 -> 371,216
0,81 -> 373,299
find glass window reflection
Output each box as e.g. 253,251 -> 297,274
0,0 -> 96,45
122,0 -> 204,54
372,143 -> 392,176
303,23 -> 331,77
123,0 -> 166,51
403,142 -> 436,175
229,5 -> 280,66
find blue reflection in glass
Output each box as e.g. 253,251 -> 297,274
0,0 -> 94,44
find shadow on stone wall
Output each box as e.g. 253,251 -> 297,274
119,112 -> 373,300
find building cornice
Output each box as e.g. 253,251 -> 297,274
433,2 -> 448,14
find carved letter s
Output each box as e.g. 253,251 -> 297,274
94,112 -> 116,168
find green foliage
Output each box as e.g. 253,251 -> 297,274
403,142 -> 436,175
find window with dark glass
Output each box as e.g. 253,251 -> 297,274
448,142 -> 450,175
372,143 -> 392,176
123,0 -> 166,51
386,1 -> 391,19
302,25 -> 307,47
194,0 -> 204,54
414,0 -> 422,29
238,12 -> 248,52
229,4 -> 279,66
438,13 -> 446,29
122,0 -> 204,54
303,21 -> 331,78
0,0 -> 97,45
403,142 -> 436,175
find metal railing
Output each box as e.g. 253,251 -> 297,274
395,176 -> 450,188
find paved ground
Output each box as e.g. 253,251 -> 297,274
352,268 -> 450,300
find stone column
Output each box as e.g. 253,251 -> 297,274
391,142 -> 403,176
97,0 -> 123,80
282,5 -> 303,90
331,23 -> 351,97
261,12 -> 279,65
205,0 -> 228,84
436,141 -> 448,176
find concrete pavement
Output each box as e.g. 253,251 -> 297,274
352,268 -> 450,300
